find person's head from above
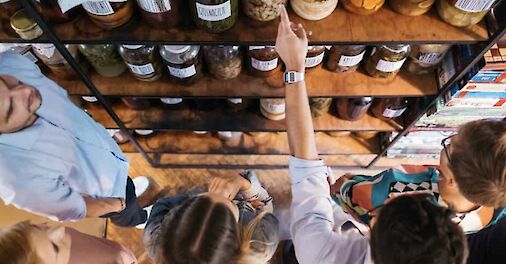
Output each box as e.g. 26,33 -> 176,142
0,74 -> 42,133
0,221 -> 71,264
370,194 -> 468,264
437,120 -> 506,212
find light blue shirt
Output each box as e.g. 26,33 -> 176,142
0,52 -> 129,221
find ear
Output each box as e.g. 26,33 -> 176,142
47,226 -> 66,243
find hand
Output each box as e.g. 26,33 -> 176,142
208,176 -> 251,200
275,5 -> 308,73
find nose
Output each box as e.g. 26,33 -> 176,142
11,85 -> 33,106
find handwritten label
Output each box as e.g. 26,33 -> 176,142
305,52 -> 324,68
418,52 -> 443,65
82,1 -> 114,15
33,44 -> 56,58
376,58 -> 407,72
168,65 -> 196,78
127,63 -> 155,75
338,51 -> 366,67
455,0 -> 495,12
383,107 -> 407,118
196,1 -> 231,22
251,58 -> 278,71
137,0 -> 171,13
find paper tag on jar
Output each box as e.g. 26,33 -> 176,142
383,107 -> 407,118
251,58 -> 278,72
33,44 -> 56,58
82,1 -> 115,15
338,51 -> 366,67
454,0 -> 495,12
418,52 -> 443,65
23,51 -> 39,63
305,53 -> 324,68
196,1 -> 231,22
228,98 -> 242,104
59,0 -> 127,13
128,63 -> 155,75
376,58 -> 407,72
168,65 -> 197,78
265,103 -> 285,114
137,0 -> 171,13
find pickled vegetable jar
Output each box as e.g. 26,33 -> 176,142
365,44 -> 410,78
191,0 -> 239,33
260,98 -> 286,120
82,0 -> 134,29
325,45 -> 366,73
436,0 -> 496,27
290,0 -> 338,20
203,45 -> 242,80
341,0 -> 385,15
78,44 -> 127,77
406,44 -> 451,75
33,44 -> 88,80
247,46 -> 281,77
371,98 -> 408,120
159,45 -> 203,85
34,0 -> 79,23
310,98 -> 333,117
336,97 -> 373,121
242,0 -> 286,22
390,0 -> 436,16
0,0 -> 21,20
136,0 -> 184,28
119,45 -> 163,81
305,46 -> 325,70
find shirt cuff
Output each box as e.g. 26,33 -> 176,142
289,156 -> 331,185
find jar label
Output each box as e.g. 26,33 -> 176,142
82,1 -> 114,15
23,51 -> 39,64
228,98 -> 243,104
196,1 -> 232,22
138,0 -> 171,13
305,52 -> 324,68
376,58 -> 407,72
418,52 -> 443,65
161,98 -> 183,104
249,46 -> 267,50
455,0 -> 495,12
264,103 -> 285,113
168,64 -> 197,78
33,44 -> 56,58
383,107 -> 407,118
251,58 -> 278,72
325,46 -> 332,50
338,51 -> 366,67
60,0 -> 126,13
82,96 -> 98,102
128,63 -> 155,75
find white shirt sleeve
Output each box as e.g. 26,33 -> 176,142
289,157 -> 371,264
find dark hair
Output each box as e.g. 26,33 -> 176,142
370,194 -> 468,264
157,195 -> 241,264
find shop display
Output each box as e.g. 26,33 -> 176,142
227,98 -> 250,111
78,44 -> 127,77
32,44 -> 88,80
341,0 -> 385,15
389,0 -> 436,16
371,97 -> 408,120
190,0 -> 239,33
309,98 -> 332,117
325,45 -> 367,73
10,9 -> 43,40
159,45 -> 203,85
136,0 -> 184,28
247,46 -> 281,77
242,0 -> 286,22
0,0 -> 21,20
119,45 -> 163,81
437,0 -> 496,27
122,97 -> 151,110
160,98 -> 186,110
336,97 -> 373,121
290,0 -> 338,20
34,0 -> 79,23
365,45 -> 410,79
406,44 -> 451,75
305,46 -> 325,69
82,0 -> 134,29
203,45 -> 242,80
354,131 -> 378,139
217,131 -> 242,141
260,98 -> 285,120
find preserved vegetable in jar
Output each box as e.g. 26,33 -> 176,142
341,0 -> 385,15
365,45 -> 410,79
119,45 -> 163,81
290,0 -> 338,20
33,0 -> 79,23
336,97 -> 373,121
78,44 -> 127,77
190,0 -> 239,33
406,44 -> 451,75
325,45 -> 366,73
260,98 -> 285,120
305,46 -> 325,70
159,45 -> 203,85
203,45 -> 242,80
309,98 -> 332,117
371,98 -> 408,120
436,0 -> 495,27
0,0 -> 21,20
10,9 -> 43,40
82,0 -> 134,29
247,46 -> 281,77
242,0 -> 286,22
136,0 -> 184,28
32,44 -> 89,80
390,0 -> 436,16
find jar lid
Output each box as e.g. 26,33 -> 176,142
163,45 -> 191,53
160,98 -> 183,105
122,45 -> 144,49
228,98 -> 243,104
11,9 -> 38,32
135,129 -> 154,136
82,96 -> 98,102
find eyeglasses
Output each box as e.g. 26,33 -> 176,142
441,135 -> 455,164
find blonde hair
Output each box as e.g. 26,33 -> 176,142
238,211 -> 279,264
0,221 -> 45,264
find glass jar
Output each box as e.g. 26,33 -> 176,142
242,0 -> 286,22
247,46 -> 281,77
341,0 -> 384,15
325,45 -> 366,73
10,9 -> 44,40
78,44 -> 127,77
32,44 -> 88,80
82,0 -> 134,30
0,0 -> 22,20
310,98 -> 333,117
436,0 -> 495,27
406,44 -> 451,75
159,45 -> 203,85
336,97 -> 373,121
260,98 -> 286,120
136,0 -> 184,28
290,0 -> 338,20
33,0 -> 79,23
203,45 -> 242,80
119,45 -> 163,81
190,0 -> 239,33
122,98 -> 151,110
365,45 -> 410,79
305,46 -> 325,70
371,98 -> 408,120
390,0 -> 436,16
160,98 -> 186,110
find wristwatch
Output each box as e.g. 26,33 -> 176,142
284,71 -> 305,84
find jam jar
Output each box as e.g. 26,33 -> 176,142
242,0 -> 286,22
82,0 -> 134,29
436,0 -> 496,27
159,45 -> 203,86
10,9 -> 44,40
78,44 -> 127,77
305,46 -> 325,70
325,45 -> 366,73
390,0 -> 436,16
371,98 -> 408,120
310,98 -> 333,117
32,44 -> 89,80
290,0 -> 338,20
341,0 -> 385,15
247,46 -> 281,77
190,0 -> 239,33
202,45 -> 242,80
336,97 -> 373,121
365,45 -> 410,79
406,44 -> 451,75
0,0 -> 21,20
33,0 -> 79,23
119,45 -> 163,81
136,0 -> 184,28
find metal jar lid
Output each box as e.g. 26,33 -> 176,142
10,9 -> 37,32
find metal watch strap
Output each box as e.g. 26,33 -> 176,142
284,71 -> 305,84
